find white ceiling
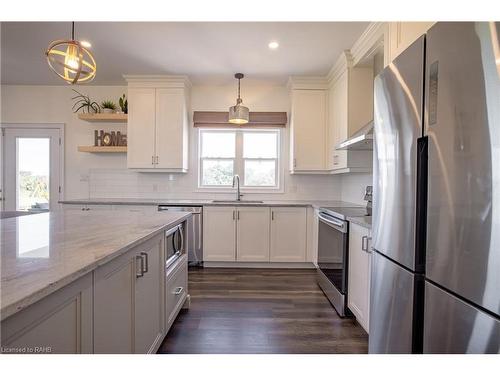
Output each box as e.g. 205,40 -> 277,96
1,22 -> 368,85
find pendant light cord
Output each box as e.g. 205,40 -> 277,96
237,77 -> 241,100
71,21 -> 75,40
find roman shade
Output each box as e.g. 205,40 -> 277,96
193,111 -> 287,128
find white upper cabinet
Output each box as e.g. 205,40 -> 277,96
125,75 -> 190,172
288,78 -> 329,173
155,88 -> 189,170
327,52 -> 373,173
127,88 -> 156,168
388,22 -> 435,62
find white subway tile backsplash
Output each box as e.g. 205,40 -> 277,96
88,168 -> 344,201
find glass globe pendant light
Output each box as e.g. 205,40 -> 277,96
45,22 -> 97,84
228,73 -> 249,124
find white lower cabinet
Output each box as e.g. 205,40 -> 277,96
134,237 -> 164,353
0,273 -> 93,354
166,255 -> 188,332
112,204 -> 158,214
347,222 -> 371,333
203,206 -> 237,261
94,233 -> 164,353
237,207 -> 271,262
203,206 -> 307,264
270,207 -> 307,262
62,204 -> 112,211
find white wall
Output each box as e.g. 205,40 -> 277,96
1,83 -> 344,201
340,173 -> 372,205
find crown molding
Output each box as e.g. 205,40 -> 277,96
326,50 -> 353,85
123,75 -> 192,89
350,22 -> 387,66
287,76 -> 329,90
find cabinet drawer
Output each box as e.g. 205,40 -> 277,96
165,256 -> 188,328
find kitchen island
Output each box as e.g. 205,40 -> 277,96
1,210 -> 190,353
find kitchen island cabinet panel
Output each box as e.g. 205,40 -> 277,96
0,273 -> 93,354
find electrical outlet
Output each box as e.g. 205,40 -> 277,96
80,174 -> 89,182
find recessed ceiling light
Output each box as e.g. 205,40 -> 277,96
268,41 -> 279,50
80,40 -> 92,48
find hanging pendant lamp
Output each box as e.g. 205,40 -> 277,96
45,22 -> 97,84
228,73 -> 249,124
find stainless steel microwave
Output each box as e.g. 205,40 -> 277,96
165,223 -> 185,268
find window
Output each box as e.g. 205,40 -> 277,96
199,129 -> 280,189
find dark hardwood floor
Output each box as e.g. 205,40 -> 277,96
158,267 -> 368,354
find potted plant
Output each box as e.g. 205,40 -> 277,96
119,94 -> 128,114
72,90 -> 101,113
101,100 -> 117,114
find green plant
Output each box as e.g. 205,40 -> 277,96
72,90 -> 101,113
119,94 -> 128,114
101,100 -> 117,110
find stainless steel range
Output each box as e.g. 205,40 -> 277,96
316,206 -> 369,317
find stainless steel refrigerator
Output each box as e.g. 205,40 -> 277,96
370,22 -> 500,354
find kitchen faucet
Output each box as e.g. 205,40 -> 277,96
232,174 -> 243,201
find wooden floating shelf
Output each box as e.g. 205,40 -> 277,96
78,146 -> 127,153
77,113 -> 128,123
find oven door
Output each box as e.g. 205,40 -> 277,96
317,212 -> 348,294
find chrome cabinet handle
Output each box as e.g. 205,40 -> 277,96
237,210 -> 240,220
152,156 -> 154,165
271,211 -> 274,220
173,287 -> 183,295
155,156 -> 159,164
136,255 -> 145,278
140,251 -> 149,273
361,236 -> 373,253
233,210 -> 236,220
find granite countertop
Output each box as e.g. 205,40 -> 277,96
347,215 -> 372,230
59,197 -> 362,209
0,210 -> 190,320
0,211 -> 42,219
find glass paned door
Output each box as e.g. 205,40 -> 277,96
17,138 -> 51,211
3,127 -> 62,212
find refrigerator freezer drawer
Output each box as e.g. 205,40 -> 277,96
369,251 -> 423,353
424,281 -> 500,353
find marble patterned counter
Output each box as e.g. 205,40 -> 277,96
346,215 -> 372,230
59,197 -> 361,209
0,210 -> 190,320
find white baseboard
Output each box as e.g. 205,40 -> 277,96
202,262 -> 316,269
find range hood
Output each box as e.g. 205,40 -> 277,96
336,121 -> 373,151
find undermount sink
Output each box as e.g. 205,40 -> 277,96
211,200 -> 264,204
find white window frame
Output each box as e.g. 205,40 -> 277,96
198,128 -> 282,192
